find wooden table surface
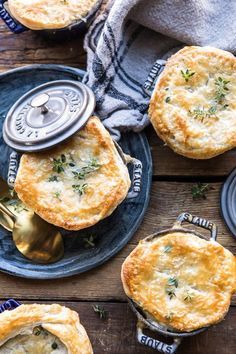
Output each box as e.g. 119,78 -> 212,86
0,24 -> 236,354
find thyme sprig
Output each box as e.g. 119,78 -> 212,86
93,305 -> 107,319
191,183 -> 210,200
166,277 -> 178,299
72,158 -> 101,180
190,106 -> 217,122
52,154 -> 68,174
72,183 -> 88,196
214,77 -> 230,104
181,68 -> 195,82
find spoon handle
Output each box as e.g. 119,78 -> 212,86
0,202 -> 16,222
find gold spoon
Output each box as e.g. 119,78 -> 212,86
0,178 -> 14,231
0,202 -> 64,263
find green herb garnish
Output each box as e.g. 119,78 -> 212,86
72,183 -> 88,196
181,69 -> 195,82
72,158 -> 101,180
167,277 -> 178,288
165,96 -> 171,103
191,183 -> 210,200
214,77 -> 230,104
93,305 -> 107,319
164,245 -> 173,253
190,106 -> 217,122
48,175 -> 59,182
84,235 -> 96,248
165,288 -> 176,299
53,191 -> 62,200
33,326 -> 45,336
184,292 -> 194,302
52,154 -> 68,174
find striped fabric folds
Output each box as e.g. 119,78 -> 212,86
84,0 -> 236,140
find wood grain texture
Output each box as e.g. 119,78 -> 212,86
0,300 -> 234,354
1,23 -> 236,178
0,182 -> 235,304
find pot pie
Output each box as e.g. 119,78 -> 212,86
149,46 -> 236,159
0,303 -> 93,353
14,116 -> 131,231
121,232 -> 236,332
8,0 -> 98,30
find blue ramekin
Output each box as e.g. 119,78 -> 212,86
0,0 -> 102,40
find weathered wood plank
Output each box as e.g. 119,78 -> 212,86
0,26 -> 236,178
0,25 -> 86,71
0,182 -> 235,304
0,300 -> 234,354
147,126 -> 236,178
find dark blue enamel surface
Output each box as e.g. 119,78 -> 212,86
221,168 -> 236,239
0,64 -> 152,279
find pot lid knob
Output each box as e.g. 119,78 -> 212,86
30,93 -> 50,114
3,80 -> 96,152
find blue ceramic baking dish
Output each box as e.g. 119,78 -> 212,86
0,0 -> 102,40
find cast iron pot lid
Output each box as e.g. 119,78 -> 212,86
3,80 -> 95,152
221,167 -> 236,239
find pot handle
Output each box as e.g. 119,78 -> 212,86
143,59 -> 166,97
0,0 -> 27,33
0,299 -> 20,313
173,212 -> 217,241
125,155 -> 142,199
137,321 -> 181,354
7,151 -> 19,188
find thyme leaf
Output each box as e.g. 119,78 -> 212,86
167,277 -> 178,288
164,245 -> 173,253
53,191 -> 62,200
165,288 -> 176,299
83,235 -> 96,248
72,183 -> 88,196
48,175 -> 59,182
181,69 -> 195,82
184,292 -> 194,302
165,96 -> 171,103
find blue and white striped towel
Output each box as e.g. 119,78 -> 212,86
84,0 -> 236,140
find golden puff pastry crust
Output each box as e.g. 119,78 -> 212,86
15,116 -> 131,231
149,46 -> 236,159
8,0 -> 98,30
121,232 -> 236,332
0,303 -> 93,354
